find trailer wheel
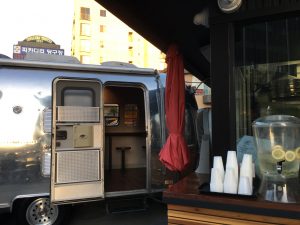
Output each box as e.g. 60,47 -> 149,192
14,197 -> 71,225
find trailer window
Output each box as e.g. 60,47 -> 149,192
63,89 -> 94,107
104,104 -> 119,126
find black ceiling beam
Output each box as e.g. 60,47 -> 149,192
96,0 -> 210,82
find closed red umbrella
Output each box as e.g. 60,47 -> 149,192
159,44 -> 189,172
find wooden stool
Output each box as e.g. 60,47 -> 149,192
116,146 -> 131,171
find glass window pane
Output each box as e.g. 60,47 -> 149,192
80,7 -> 90,21
80,39 -> 91,52
235,16 -> 300,142
100,9 -> 106,17
80,55 -> 91,64
80,23 -> 91,36
100,25 -> 106,32
63,89 -> 93,106
104,104 -> 119,126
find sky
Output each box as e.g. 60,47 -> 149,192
0,0 -> 74,58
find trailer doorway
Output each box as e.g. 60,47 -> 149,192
104,84 -> 147,194
51,78 -> 104,204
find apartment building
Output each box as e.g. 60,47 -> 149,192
71,0 -> 166,70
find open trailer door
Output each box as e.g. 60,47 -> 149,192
51,77 -> 104,203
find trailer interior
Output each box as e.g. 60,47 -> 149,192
103,84 -> 147,193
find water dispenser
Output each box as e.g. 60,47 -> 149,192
252,115 -> 300,203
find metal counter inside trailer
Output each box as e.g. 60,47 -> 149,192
0,58 -> 198,225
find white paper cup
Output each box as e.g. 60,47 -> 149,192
223,168 -> 238,194
213,156 -> 224,181
225,151 -> 238,182
281,185 -> 288,203
238,176 -> 252,195
210,168 -> 223,193
240,154 -> 253,192
252,163 -> 255,178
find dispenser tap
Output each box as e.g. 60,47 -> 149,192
276,160 -> 284,174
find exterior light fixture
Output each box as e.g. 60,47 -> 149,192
193,8 -> 209,27
217,0 -> 242,13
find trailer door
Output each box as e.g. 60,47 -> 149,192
51,78 -> 104,203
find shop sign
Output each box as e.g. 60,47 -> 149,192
13,45 -> 64,55
24,35 -> 55,44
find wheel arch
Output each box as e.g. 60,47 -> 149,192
11,193 -> 50,213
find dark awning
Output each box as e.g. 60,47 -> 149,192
96,0 -> 210,84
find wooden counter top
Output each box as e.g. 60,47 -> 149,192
163,172 -> 300,220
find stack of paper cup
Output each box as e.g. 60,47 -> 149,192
210,156 -> 224,193
210,167 -> 223,193
238,176 -> 252,195
223,168 -> 238,194
281,185 -> 288,203
225,151 -> 239,183
213,156 -> 224,181
238,154 -> 253,195
223,151 -> 238,194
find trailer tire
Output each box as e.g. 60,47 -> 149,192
14,197 -> 71,225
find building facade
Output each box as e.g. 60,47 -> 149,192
71,0 -> 166,70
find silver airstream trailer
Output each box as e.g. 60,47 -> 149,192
0,57 -> 198,225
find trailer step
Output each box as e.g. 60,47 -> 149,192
105,197 -> 148,214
